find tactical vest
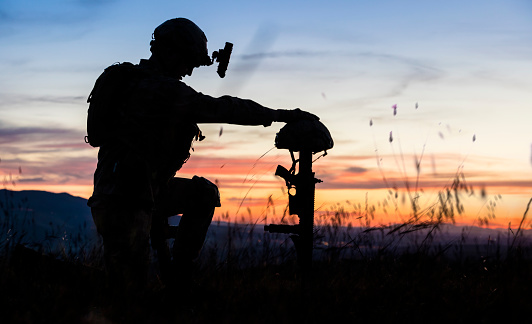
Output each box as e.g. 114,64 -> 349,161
86,62 -> 203,176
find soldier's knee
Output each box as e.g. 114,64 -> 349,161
191,176 -> 221,208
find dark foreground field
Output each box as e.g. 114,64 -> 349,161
2,242 -> 532,324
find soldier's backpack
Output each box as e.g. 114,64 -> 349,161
85,62 -> 137,147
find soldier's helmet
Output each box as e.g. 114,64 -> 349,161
150,18 -> 212,68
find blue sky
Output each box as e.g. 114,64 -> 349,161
1,0 -> 531,227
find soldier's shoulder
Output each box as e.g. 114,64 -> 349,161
102,62 -> 138,74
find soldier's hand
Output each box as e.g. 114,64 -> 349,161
275,108 -> 320,123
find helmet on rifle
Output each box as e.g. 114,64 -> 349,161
150,18 -> 212,68
275,120 -> 334,153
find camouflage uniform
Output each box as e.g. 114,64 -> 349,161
88,59 -> 279,292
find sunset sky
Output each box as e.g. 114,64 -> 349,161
1,0 -> 531,229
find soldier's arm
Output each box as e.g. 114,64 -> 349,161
175,83 -> 318,126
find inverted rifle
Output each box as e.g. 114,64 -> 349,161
264,120 -> 333,270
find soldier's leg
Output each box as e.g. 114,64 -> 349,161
91,205 -> 152,300
150,206 -> 173,285
174,176 -> 220,261
155,176 -> 220,272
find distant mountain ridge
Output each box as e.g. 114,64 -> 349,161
0,189 -> 98,250
0,189 -> 93,228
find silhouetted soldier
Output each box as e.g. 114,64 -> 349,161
86,18 -> 318,301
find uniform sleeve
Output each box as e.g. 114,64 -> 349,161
173,82 -> 278,126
